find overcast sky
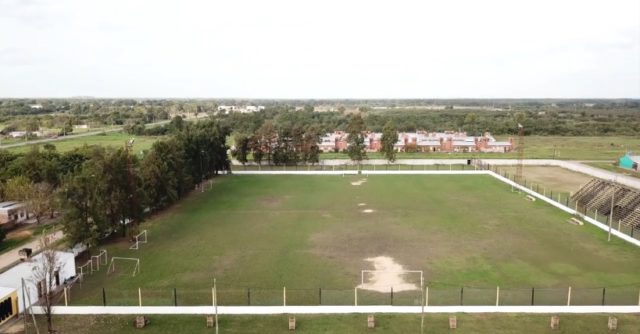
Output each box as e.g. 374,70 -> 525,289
1,0 -> 639,98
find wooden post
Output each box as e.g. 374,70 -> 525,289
283,286 -> 286,307
174,288 -> 177,306
64,287 -> 68,306
496,286 -> 500,306
138,287 -> 142,307
618,220 -> 622,231
566,286 -> 571,306
390,287 -> 393,305
103,287 -> 107,306
354,287 -> 358,306
319,288 -> 322,305
214,278 -> 219,334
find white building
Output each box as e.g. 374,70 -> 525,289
0,201 -> 28,225
0,251 -> 76,312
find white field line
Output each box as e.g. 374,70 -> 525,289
34,305 -> 640,315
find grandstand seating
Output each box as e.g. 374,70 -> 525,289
571,179 -> 640,228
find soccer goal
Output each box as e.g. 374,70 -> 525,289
107,257 -> 140,277
90,249 -> 108,273
360,270 -> 424,290
129,230 -> 148,250
77,260 -> 92,280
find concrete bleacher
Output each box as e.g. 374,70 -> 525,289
571,179 -> 640,229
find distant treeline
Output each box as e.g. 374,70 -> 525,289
1,98 -> 638,137
221,105 -> 640,137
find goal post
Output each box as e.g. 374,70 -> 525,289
129,230 -> 148,250
107,257 -> 140,277
360,270 -> 424,288
90,249 -> 108,273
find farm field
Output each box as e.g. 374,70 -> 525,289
5,132 -> 161,155
29,314 -> 640,334
68,175 -> 640,307
317,136 -> 640,160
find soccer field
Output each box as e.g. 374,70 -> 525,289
69,175 -> 640,306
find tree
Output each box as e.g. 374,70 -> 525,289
140,139 -> 190,211
381,121 -> 399,162
31,236 -> 61,333
464,113 -> 478,135
231,134 -> 251,165
255,121 -> 277,165
346,114 -> 367,164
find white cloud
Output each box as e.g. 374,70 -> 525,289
0,0 -> 638,98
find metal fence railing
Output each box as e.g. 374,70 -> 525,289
62,285 -> 640,307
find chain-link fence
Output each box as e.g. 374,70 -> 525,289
61,285 -> 640,307
480,163 -> 640,241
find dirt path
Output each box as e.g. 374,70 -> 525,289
0,230 -> 63,271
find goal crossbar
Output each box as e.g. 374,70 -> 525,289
107,257 -> 140,277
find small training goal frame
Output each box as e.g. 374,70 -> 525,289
107,257 -> 140,277
90,249 -> 108,272
129,230 -> 148,250
361,270 -> 424,288
77,260 -> 92,280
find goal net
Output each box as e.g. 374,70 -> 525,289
107,257 -> 140,277
129,230 -> 148,250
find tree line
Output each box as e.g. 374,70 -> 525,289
0,118 -> 230,248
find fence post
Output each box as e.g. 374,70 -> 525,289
319,288 -> 322,305
496,286 -> 500,306
64,287 -> 68,306
567,286 -> 571,306
618,220 -> 621,231
531,288 -> 535,305
283,287 -> 286,307
595,209 -> 598,220
138,287 -> 142,307
390,287 -> 393,305
102,287 -> 106,306
602,288 -> 606,306
460,287 -> 464,306
247,288 -> 251,306
425,286 -> 429,307
174,288 -> 177,306
212,287 -> 215,307
354,288 -> 358,306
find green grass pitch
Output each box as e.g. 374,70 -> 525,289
69,175 -> 640,306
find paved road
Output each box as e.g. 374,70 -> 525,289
0,230 -> 63,271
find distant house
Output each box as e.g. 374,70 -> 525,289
29,104 -> 43,110
619,153 -> 639,171
0,202 -> 28,226
73,124 -> 89,130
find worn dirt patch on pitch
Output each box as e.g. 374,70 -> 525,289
256,195 -> 288,207
357,256 -> 418,292
362,209 -> 375,213
351,179 -> 367,186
